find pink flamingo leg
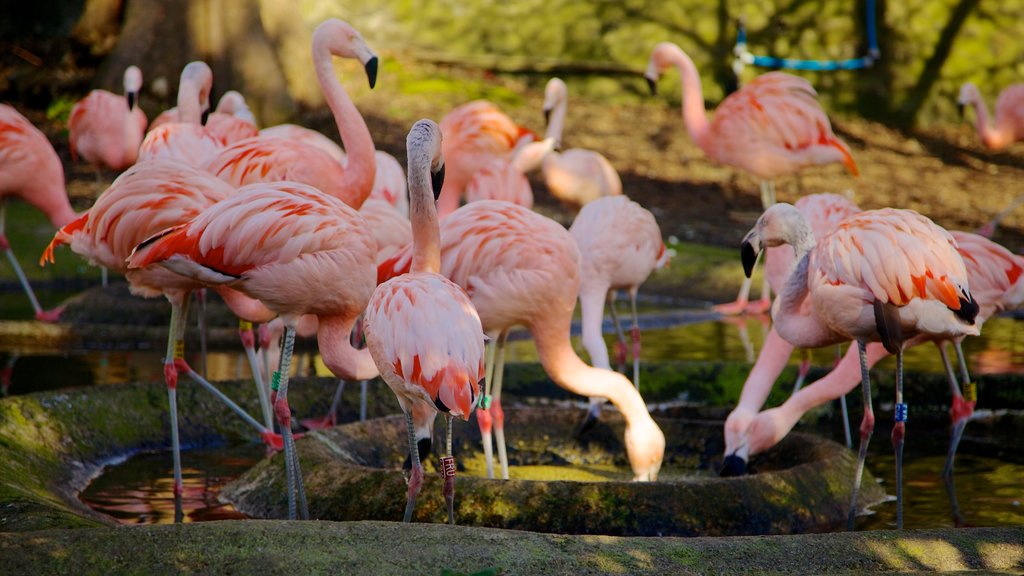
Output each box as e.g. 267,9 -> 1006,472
608,293 -> 629,373
491,331 -> 510,480
163,300 -> 189,523
0,224 -> 62,322
239,320 -> 274,430
273,326 -> 309,520
477,337 -> 497,479
403,410 -> 424,522
301,380 -> 344,430
847,341 -> 876,531
629,291 -> 641,390
441,414 -> 456,525
892,349 -> 907,530
940,341 -> 976,526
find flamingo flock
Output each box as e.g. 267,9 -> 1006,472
2,14 -> 1021,534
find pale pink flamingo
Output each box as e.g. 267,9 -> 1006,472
128,181 -> 379,520
437,100 -> 535,217
739,203 -> 979,529
958,82 -> 1024,151
150,89 -> 257,132
68,65 -> 148,173
257,123 -> 347,167
740,230 -> 1024,526
370,150 -> 409,215
41,160 -> 285,521
205,19 -> 378,210
538,78 -> 623,210
571,195 -> 668,422
299,197 -> 412,430
364,119 -> 486,523
645,42 -> 858,316
137,62 -> 224,167
722,193 -> 861,470
379,200 -> 665,481
0,104 -> 76,322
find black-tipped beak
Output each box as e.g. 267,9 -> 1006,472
431,164 -> 445,201
957,103 -> 964,118
127,91 -> 137,111
543,108 -> 551,128
741,240 -> 759,278
646,75 -> 658,96
365,56 -> 378,89
201,107 -> 210,126
719,454 -> 748,477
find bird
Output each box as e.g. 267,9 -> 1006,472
205,19 -> 378,210
738,230 -> 1024,527
722,193 -> 862,471
537,78 -> 623,210
437,100 -> 535,218
150,89 -> 258,133
462,148 -> 537,208
127,181 -> 379,521
739,202 -> 980,530
41,159 -> 287,522
0,104 -> 76,322
570,195 -> 668,424
369,150 -> 409,215
645,42 -> 858,316
379,200 -> 665,482
957,82 -> 1024,151
364,119 -> 486,524
68,65 -> 148,174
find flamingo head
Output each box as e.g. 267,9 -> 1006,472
741,203 -> 811,278
625,418 -> 665,482
957,82 -> 980,118
408,119 -> 446,201
124,66 -> 143,111
179,61 -> 213,125
313,19 -> 379,89
644,42 -> 681,96
542,77 -> 567,127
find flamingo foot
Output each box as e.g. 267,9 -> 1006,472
403,464 -> 423,522
614,341 -> 628,369
950,395 -> 976,423
712,299 -> 750,316
745,297 -> 772,316
34,306 -> 65,323
300,413 -> 337,431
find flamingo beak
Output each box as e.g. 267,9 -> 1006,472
957,103 -> 964,119
201,107 -> 211,126
645,74 -> 658,96
720,454 -> 748,477
365,56 -> 379,89
543,107 -> 551,128
431,164 -> 445,201
126,91 -> 137,111
741,237 -> 760,278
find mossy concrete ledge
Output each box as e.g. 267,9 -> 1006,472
1,520 -> 1022,575
224,407 -> 887,536
0,376 -> 351,532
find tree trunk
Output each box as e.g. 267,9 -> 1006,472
71,0 -> 125,56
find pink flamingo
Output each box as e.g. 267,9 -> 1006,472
0,104 -> 76,322
957,82 -> 1024,151
437,100 -> 535,218
370,150 -> 409,215
723,193 -> 861,468
740,230 -> 1024,526
42,160 -> 286,521
571,195 -> 668,422
539,78 -> 623,210
128,181 -> 379,520
151,89 -> 258,134
68,65 -> 148,173
739,203 -> 979,529
364,119 -> 486,524
379,200 -> 665,482
205,19 -> 378,210
645,42 -> 858,316
137,62 -> 225,167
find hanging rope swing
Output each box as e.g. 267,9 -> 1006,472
733,0 -> 880,74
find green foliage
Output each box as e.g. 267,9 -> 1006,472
440,569 -> 499,576
45,95 -> 75,124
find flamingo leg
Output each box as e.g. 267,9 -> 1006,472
477,337 -> 496,479
834,344 -> 853,449
0,199 -> 61,322
239,320 -> 274,431
272,326 -> 309,520
608,291 -> 628,374
164,297 -> 188,524
793,348 -> 812,393
942,341 -> 975,527
442,414 -> 456,525
629,288 -> 641,390
301,379 -> 345,431
403,410 -> 423,523
359,380 -> 368,421
194,289 -> 208,377
492,330 -> 510,480
892,348 -> 906,530
847,340 -> 875,531
100,266 -> 108,287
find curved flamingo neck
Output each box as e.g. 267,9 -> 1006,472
773,251 -> 839,348
407,147 -> 441,274
313,43 -> 376,209
316,314 -> 378,380
665,45 -> 710,148
214,287 -> 276,323
177,77 -> 203,125
545,97 -> 567,146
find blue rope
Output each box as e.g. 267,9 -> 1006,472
734,0 -> 879,73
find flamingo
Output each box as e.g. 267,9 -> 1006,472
538,78 -> 623,210
571,195 -> 668,423
68,65 -> 148,173
644,42 -> 858,316
437,100 -> 535,218
151,89 -> 257,133
379,201 -> 665,482
370,150 -> 409,215
739,230 -> 1024,526
128,181 -> 378,520
957,82 -> 1024,151
739,203 -> 979,529
722,193 -> 861,471
205,19 -> 378,211
0,104 -> 76,322
41,159 -> 287,521
364,119 -> 486,524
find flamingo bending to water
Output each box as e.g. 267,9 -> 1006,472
645,42 -> 858,316
958,82 -> 1024,151
69,65 -> 148,173
379,201 -> 664,482
365,119 -> 485,524
0,104 -> 76,322
739,203 -> 979,529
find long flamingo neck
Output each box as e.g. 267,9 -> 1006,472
773,252 -> 837,348
316,314 -> 378,380
734,328 -> 794,414
529,315 -> 649,421
407,150 -> 441,274
177,78 -> 202,125
213,287 -> 276,323
545,99 -> 567,146
666,46 -> 710,147
314,46 -> 376,208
